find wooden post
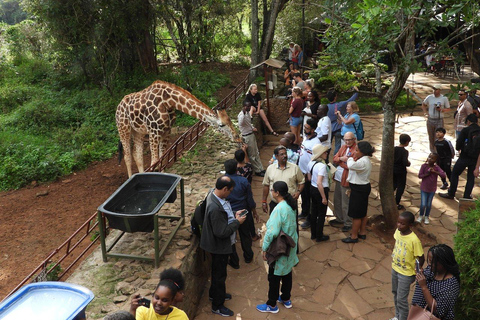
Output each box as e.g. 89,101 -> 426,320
264,65 -> 270,118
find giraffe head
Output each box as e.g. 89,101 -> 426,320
205,106 -> 241,143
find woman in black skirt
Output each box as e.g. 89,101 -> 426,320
342,141 -> 375,243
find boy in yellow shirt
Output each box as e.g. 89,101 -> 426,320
390,211 -> 425,320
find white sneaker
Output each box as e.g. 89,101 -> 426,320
424,217 -> 430,224
388,317 -> 398,320
416,216 -> 423,223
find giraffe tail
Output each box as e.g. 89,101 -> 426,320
117,141 -> 123,164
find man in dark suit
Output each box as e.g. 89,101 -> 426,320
200,175 -> 247,317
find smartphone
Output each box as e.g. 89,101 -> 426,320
138,297 -> 151,308
415,258 -> 420,273
239,209 -> 248,217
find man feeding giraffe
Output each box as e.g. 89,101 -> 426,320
116,80 -> 240,177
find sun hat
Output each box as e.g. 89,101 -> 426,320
311,144 -> 330,162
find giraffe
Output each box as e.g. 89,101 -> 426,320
116,80 -> 240,177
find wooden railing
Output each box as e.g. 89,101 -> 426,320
3,74 -> 250,302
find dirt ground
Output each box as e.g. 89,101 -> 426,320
0,62 -> 250,300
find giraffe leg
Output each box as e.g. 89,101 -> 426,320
118,125 -> 133,177
132,131 -> 145,173
149,134 -> 160,168
158,137 -> 169,162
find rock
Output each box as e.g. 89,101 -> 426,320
124,276 -> 138,283
113,295 -> 128,303
115,282 -> 135,295
101,304 -> 118,314
177,240 -> 190,247
175,250 -> 186,260
36,190 -> 49,197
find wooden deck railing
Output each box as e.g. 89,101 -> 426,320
3,74 -> 250,302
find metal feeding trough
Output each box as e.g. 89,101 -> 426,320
97,172 -> 184,267
0,282 -> 94,320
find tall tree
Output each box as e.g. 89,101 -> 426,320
23,0 -> 157,83
250,0 -> 289,77
322,0 -> 480,228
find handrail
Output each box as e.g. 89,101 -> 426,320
3,73 -> 251,302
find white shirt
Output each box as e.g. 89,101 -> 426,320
237,110 -> 254,135
298,136 -> 321,174
308,161 -> 329,188
423,94 -> 450,120
316,116 -> 332,147
347,156 -> 372,185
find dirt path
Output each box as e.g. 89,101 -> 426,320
0,62 -> 249,299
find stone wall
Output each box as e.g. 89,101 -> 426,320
178,237 -> 209,318
266,98 -> 290,132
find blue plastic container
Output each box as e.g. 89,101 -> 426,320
0,282 -> 94,320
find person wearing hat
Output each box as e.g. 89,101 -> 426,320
307,144 -> 334,242
421,85 -> 450,153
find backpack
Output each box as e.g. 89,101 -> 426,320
352,118 -> 365,141
464,126 -> 480,159
190,192 -> 210,237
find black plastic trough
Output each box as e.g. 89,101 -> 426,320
97,172 -> 181,233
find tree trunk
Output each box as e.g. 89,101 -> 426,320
463,32 -> 480,76
250,0 -> 287,80
378,21 -> 416,229
250,0 -> 260,80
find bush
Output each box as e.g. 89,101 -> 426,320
309,68 -> 358,92
454,201 -> 480,318
358,63 -> 388,78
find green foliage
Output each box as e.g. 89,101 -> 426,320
454,201 -> 480,318
46,262 -> 62,281
0,0 -> 27,25
309,68 -> 358,92
358,63 -> 389,78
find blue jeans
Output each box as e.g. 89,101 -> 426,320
391,269 -> 415,320
420,190 -> 434,217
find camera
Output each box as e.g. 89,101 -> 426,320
435,102 -> 441,109
138,297 -> 151,308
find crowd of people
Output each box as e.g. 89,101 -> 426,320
107,79 -> 476,320
235,80 -> 467,318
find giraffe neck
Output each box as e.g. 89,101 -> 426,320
175,96 -> 217,124
155,81 -> 218,125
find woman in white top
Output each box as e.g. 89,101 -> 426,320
342,141 -> 375,243
307,144 -> 332,242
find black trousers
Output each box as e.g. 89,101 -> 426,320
300,174 -> 311,217
437,158 -> 452,184
393,171 -> 407,205
310,187 -> 329,240
229,221 -> 254,265
267,262 -> 292,307
210,253 -> 229,310
449,157 -> 476,198
247,210 -> 256,237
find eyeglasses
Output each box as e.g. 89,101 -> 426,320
459,93 -> 466,96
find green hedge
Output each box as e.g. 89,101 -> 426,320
454,200 -> 480,318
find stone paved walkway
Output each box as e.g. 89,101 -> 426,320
192,69 -> 479,319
